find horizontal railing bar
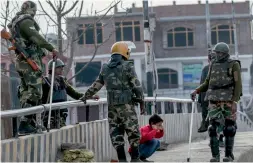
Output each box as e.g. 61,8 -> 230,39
0,97 -> 192,118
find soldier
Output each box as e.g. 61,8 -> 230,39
41,59 -> 99,129
198,46 -> 225,147
83,41 -> 145,162
191,42 -> 242,162
198,46 -> 213,133
8,1 -> 59,136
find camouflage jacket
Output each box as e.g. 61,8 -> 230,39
8,12 -> 54,55
84,54 -> 144,105
198,64 -> 209,104
196,59 -> 242,102
42,75 -> 84,104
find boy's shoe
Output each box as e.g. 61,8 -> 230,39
140,157 -> 154,162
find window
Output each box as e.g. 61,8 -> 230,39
211,25 -> 234,45
77,23 -> 103,45
167,27 -> 194,48
158,68 -> 178,89
115,21 -> 141,42
75,62 -> 101,87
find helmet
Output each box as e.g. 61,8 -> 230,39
111,41 -> 130,60
48,59 -> 65,70
213,42 -> 229,54
21,1 -> 37,17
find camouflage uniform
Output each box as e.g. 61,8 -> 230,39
194,42 -> 242,162
42,59 -> 85,129
84,42 -> 144,162
198,64 -> 209,131
8,1 -> 56,135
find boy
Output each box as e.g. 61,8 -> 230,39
129,114 -> 164,162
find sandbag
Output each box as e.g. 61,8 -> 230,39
57,143 -> 95,162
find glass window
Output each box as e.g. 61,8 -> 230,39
115,21 -> 141,42
211,24 -> 234,45
75,62 -> 101,87
167,27 -> 194,48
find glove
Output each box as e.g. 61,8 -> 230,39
79,95 -> 87,104
52,49 -> 59,60
190,90 -> 198,101
92,95 -> 100,101
140,101 -> 145,115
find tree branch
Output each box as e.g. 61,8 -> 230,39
46,0 -> 58,14
61,1 -> 67,12
38,1 -> 68,37
67,1 -> 128,81
78,0 -> 84,17
62,1 -> 79,16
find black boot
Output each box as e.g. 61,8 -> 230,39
130,146 -> 141,162
223,136 -> 235,162
209,137 -> 220,162
116,146 -> 127,162
18,120 -> 37,136
198,120 -> 208,133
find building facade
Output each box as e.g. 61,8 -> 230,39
66,1 -> 253,97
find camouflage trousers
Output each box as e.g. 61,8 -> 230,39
207,101 -> 237,134
108,104 -> 140,149
16,54 -> 43,125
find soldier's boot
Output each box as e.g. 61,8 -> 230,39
210,137 -> 220,162
223,137 -> 235,162
116,145 -> 127,162
219,134 -> 225,147
18,117 -> 37,136
198,120 -> 209,133
130,146 -> 142,162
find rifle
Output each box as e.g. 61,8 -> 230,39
1,28 -> 40,72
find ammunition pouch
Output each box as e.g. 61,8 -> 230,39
209,83 -> 234,90
107,90 -> 132,105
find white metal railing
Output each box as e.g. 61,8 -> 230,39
1,96 -> 252,134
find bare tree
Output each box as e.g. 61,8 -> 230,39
38,0 -> 129,80
67,1 -> 129,81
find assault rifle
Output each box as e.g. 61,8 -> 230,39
1,29 -> 40,72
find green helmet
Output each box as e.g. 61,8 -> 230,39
213,42 -> 230,54
48,59 -> 65,70
21,1 -> 37,17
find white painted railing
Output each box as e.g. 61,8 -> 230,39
1,96 -> 253,162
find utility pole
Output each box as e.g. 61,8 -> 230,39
231,0 -> 239,59
205,0 -> 211,51
143,0 -> 154,115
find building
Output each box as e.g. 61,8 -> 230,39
66,0 -> 253,97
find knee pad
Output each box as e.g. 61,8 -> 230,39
208,125 -> 217,137
223,125 -> 236,137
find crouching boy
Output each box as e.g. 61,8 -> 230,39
129,114 -> 164,162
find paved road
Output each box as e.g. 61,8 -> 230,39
149,132 -> 253,162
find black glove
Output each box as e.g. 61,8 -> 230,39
79,95 -> 87,104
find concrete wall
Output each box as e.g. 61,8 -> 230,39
1,113 -> 252,162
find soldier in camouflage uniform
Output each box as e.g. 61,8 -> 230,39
191,42 -> 242,162
198,46 -> 225,147
198,46 -> 213,133
41,59 -> 99,129
8,1 -> 59,135
83,41 -> 144,162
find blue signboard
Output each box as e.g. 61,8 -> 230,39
183,63 -> 203,90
